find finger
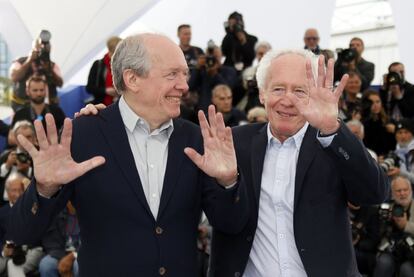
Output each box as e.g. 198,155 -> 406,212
225,127 -> 234,146
184,147 -> 203,169
306,59 -> 316,89
317,55 -> 325,88
34,119 -> 49,150
216,112 -> 226,140
333,73 -> 349,100
45,114 -> 58,145
95,103 -> 107,111
198,110 -> 211,139
74,112 -> 79,118
75,156 -> 106,178
325,58 -> 334,88
208,105 -> 217,137
60,118 -> 73,149
17,134 -> 38,158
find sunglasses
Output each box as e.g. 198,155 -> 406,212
305,37 -> 319,41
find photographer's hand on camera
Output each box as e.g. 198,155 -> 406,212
3,244 -> 14,258
5,151 -> 17,170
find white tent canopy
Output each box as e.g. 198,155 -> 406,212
1,0 -> 413,86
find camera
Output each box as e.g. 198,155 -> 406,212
378,202 -> 405,221
16,151 -> 31,164
35,30 -> 52,66
336,48 -> 357,63
205,40 -> 217,69
386,72 -> 404,90
5,241 -> 27,266
379,152 -> 400,172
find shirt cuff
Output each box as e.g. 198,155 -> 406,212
317,131 -> 337,148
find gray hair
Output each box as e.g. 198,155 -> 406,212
13,120 -> 35,135
346,119 -> 364,136
111,34 -> 152,93
256,49 -> 318,90
392,176 -> 411,189
254,41 -> 272,53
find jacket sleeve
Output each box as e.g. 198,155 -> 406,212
8,180 -> 73,245
324,122 -> 389,205
202,171 -> 249,235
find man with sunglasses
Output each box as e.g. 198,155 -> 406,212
303,28 -> 321,55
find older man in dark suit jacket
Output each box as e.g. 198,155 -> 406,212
209,50 -> 388,276
10,34 -> 248,277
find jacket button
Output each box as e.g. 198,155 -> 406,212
246,235 -> 253,242
31,202 -> 38,215
234,196 -> 240,203
234,272 -> 241,277
155,226 -> 163,235
159,267 -> 166,275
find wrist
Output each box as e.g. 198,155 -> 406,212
217,171 -> 239,187
36,182 -> 60,198
319,119 -> 340,136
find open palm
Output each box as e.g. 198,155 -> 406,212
184,105 -> 237,187
287,56 -> 349,134
17,114 -> 105,197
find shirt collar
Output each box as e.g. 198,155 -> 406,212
266,122 -> 309,149
119,95 -> 174,137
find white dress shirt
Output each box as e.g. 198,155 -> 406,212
244,122 -> 335,277
119,96 -> 173,219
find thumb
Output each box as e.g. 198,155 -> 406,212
184,147 -> 204,169
74,156 -> 106,179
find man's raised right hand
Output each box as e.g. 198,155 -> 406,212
17,114 -> 105,198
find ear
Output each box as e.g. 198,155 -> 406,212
122,69 -> 140,93
259,89 -> 266,105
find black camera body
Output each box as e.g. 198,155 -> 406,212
35,30 -> 52,66
386,71 -> 404,90
16,151 -> 31,164
337,48 -> 357,63
379,152 -> 400,172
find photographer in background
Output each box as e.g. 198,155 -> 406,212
221,11 -> 257,71
374,176 -> 414,277
177,24 -> 204,72
387,120 -> 414,185
9,30 -> 63,111
0,173 -> 43,277
188,42 -> 237,112
334,37 -> 374,91
303,28 -> 321,55
380,62 -> 414,120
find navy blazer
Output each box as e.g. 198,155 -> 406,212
209,122 -> 389,277
9,102 -> 248,276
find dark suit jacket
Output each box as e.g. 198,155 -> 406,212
9,102 -> 248,276
209,122 -> 388,277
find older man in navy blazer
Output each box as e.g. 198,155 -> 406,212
209,51 -> 388,276
10,34 -> 248,276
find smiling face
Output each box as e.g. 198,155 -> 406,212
124,36 -> 189,130
392,177 -> 412,208
259,54 -> 308,142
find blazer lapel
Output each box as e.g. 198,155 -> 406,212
157,119 -> 188,220
98,102 -> 153,218
250,125 -> 268,206
294,126 -> 319,209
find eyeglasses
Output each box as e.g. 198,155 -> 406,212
305,37 -> 319,41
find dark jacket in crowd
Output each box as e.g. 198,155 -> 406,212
221,32 -> 257,70
380,81 -> 414,120
335,58 -> 375,91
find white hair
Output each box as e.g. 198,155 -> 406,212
346,119 -> 365,136
255,49 -> 319,90
254,41 -> 272,53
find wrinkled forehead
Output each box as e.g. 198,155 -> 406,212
266,54 -> 307,85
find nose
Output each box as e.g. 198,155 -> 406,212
175,74 -> 189,92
